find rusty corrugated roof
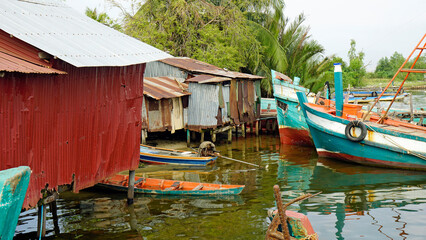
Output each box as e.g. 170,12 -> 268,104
144,76 -> 191,100
0,51 -> 66,74
160,57 -> 264,80
185,74 -> 231,84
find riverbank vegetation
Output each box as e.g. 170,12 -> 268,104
88,0 -> 425,95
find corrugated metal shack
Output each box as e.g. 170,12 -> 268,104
141,77 -> 191,139
0,0 -> 170,210
145,57 -> 263,143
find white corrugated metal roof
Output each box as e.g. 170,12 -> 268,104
0,0 -> 172,67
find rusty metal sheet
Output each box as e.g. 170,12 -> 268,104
0,51 -> 65,74
161,99 -> 172,130
185,74 -> 231,83
161,58 -> 264,80
143,76 -> 190,100
0,59 -> 144,209
229,80 -> 239,125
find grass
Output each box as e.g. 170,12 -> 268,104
360,78 -> 426,89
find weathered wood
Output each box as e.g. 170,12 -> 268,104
200,130 -> 205,143
273,185 -> 290,239
49,200 -> 60,235
192,184 -> 204,190
255,121 -> 259,136
213,125 -> 233,134
141,129 -> 147,145
228,128 -> 233,143
127,170 -> 135,205
42,191 -> 58,205
409,93 -> 414,122
242,124 -> 246,138
212,132 -> 216,143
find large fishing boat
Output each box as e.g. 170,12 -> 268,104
296,34 -> 426,170
272,70 -> 315,146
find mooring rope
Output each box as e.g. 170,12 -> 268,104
363,122 -> 426,161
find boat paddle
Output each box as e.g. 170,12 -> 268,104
212,153 -> 263,169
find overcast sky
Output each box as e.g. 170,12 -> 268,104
66,0 -> 426,72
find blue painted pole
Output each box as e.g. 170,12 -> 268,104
293,77 -> 300,86
334,63 -> 343,117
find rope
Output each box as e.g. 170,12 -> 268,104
364,123 -> 426,161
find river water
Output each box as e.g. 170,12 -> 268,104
14,91 -> 426,240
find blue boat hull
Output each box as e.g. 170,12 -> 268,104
0,166 -> 31,240
297,92 -> 426,171
140,154 -> 217,166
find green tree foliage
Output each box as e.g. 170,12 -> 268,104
374,51 -> 425,81
124,0 -> 261,71
85,8 -> 122,31
246,2 -> 330,95
118,0 -> 329,96
344,39 -> 366,87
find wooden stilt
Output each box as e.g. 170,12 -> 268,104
141,129 -> 147,144
191,131 -> 196,141
409,93 -> 414,122
211,130 -> 216,143
186,129 -> 191,147
272,120 -> 277,133
227,128 -> 232,143
242,123 -> 246,138
255,121 -> 259,136
200,130 -> 205,143
49,200 -> 60,235
127,170 -> 135,205
235,126 -> 238,139
37,204 -> 46,238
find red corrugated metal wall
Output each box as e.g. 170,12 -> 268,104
0,59 -> 145,209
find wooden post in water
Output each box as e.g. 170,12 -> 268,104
127,170 -> 135,205
409,93 -> 414,122
227,128 -> 232,143
211,129 -> 217,142
200,130 -> 205,143
141,129 -> 147,144
255,121 -> 259,136
50,200 -> 60,235
241,123 -> 246,138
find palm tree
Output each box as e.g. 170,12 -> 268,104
245,2 -> 330,96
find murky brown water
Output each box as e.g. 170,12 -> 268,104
14,91 -> 426,240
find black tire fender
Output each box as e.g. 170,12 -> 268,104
371,91 -> 378,97
345,120 -> 367,142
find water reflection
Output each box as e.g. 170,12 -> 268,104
14,135 -> 426,239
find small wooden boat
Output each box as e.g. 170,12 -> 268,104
140,144 -> 217,166
97,174 -> 245,195
0,166 -> 31,240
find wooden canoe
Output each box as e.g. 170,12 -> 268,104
140,144 -> 217,166
97,174 -> 245,195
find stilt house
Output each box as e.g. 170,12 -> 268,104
0,0 -> 170,208
141,77 -> 190,134
145,57 -> 263,140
